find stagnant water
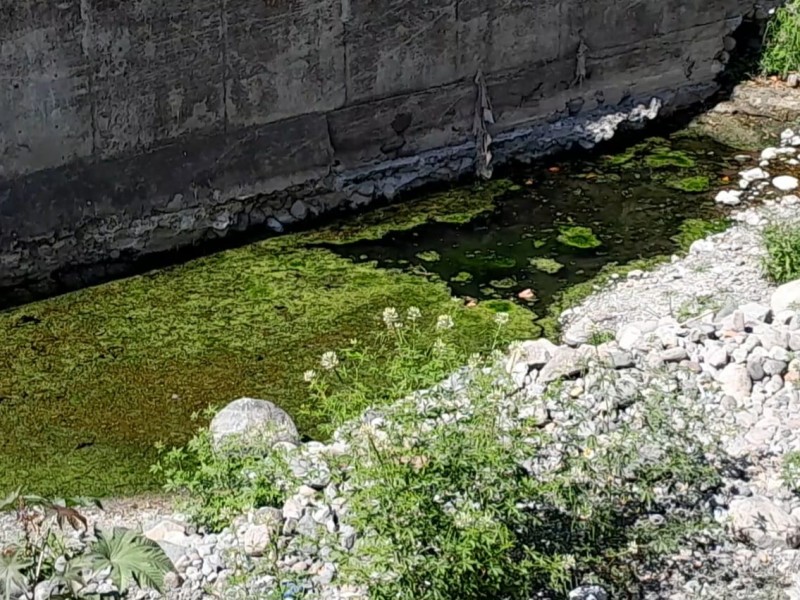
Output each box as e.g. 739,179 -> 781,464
0,132 -> 751,496
328,134 -> 742,312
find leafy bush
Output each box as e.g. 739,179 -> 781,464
151,410 -> 290,532
783,451 -> 800,491
304,318 -> 721,599
761,0 -> 800,78
763,224 -> 800,283
0,491 -> 172,599
301,307 -> 513,433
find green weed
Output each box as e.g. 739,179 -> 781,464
761,0 -> 800,78
763,224 -> 800,283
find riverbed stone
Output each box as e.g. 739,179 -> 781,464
518,338 -> 558,368
210,397 -> 299,451
728,496 -> 800,549
718,363 -> 752,401
771,280 -> 800,314
715,189 -> 743,205
774,175 -> 800,192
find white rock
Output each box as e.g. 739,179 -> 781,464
761,147 -> 779,161
783,194 -> 800,205
739,302 -> 771,324
740,167 -> 770,183
538,346 -> 594,384
773,175 -> 799,191
728,496 -> 800,549
144,519 -> 189,546
282,497 -> 305,521
562,316 -> 594,347
715,190 -> 743,205
689,239 -> 715,254
210,397 -> 299,450
242,524 -> 273,557
517,338 -> 558,367
771,280 -> 800,314
717,363 -> 752,401
705,345 -> 729,369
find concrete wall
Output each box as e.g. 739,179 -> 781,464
0,0 -> 777,300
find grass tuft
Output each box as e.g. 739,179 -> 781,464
761,0 -> 800,78
763,224 -> 800,283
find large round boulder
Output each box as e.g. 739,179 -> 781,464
210,397 -> 299,451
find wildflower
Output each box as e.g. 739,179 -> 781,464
494,312 -> 510,326
320,351 -> 339,371
303,370 -> 316,383
382,307 -> 400,329
406,306 -> 421,322
467,353 -> 482,369
433,338 -> 448,354
582,446 -> 595,459
435,314 -> 454,331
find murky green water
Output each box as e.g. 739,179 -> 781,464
0,132 -> 748,497
328,134 -> 741,316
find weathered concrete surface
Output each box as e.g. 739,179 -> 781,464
0,0 -> 780,301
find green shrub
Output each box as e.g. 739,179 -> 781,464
304,321 -> 721,599
151,411 -> 290,532
763,224 -> 800,283
587,329 -> 615,346
783,451 -> 800,491
301,307 -> 513,433
761,0 -> 800,78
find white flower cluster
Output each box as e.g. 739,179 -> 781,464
435,314 -> 454,331
320,351 -> 339,371
382,307 -> 401,329
493,312 -> 509,326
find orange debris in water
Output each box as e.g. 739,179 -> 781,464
548,166 -> 561,173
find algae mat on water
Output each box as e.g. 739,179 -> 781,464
0,182 -> 535,497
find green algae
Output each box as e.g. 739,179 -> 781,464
462,251 -> 517,270
556,226 -> 602,249
307,179 -> 514,246
528,257 -> 564,274
672,218 -> 730,251
451,271 -> 473,284
664,175 -> 711,193
416,250 -> 441,262
488,277 -> 517,290
644,148 -> 697,169
0,214 -> 537,498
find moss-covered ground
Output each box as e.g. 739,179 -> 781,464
0,181 -> 536,497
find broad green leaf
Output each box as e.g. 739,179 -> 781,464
88,527 -> 173,593
0,547 -> 32,600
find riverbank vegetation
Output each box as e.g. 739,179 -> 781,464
763,223 -> 800,282
160,314 -> 723,599
0,182 -> 533,498
761,0 -> 800,78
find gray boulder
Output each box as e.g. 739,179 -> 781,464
728,496 -> 800,549
210,397 -> 299,450
771,279 -> 800,314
